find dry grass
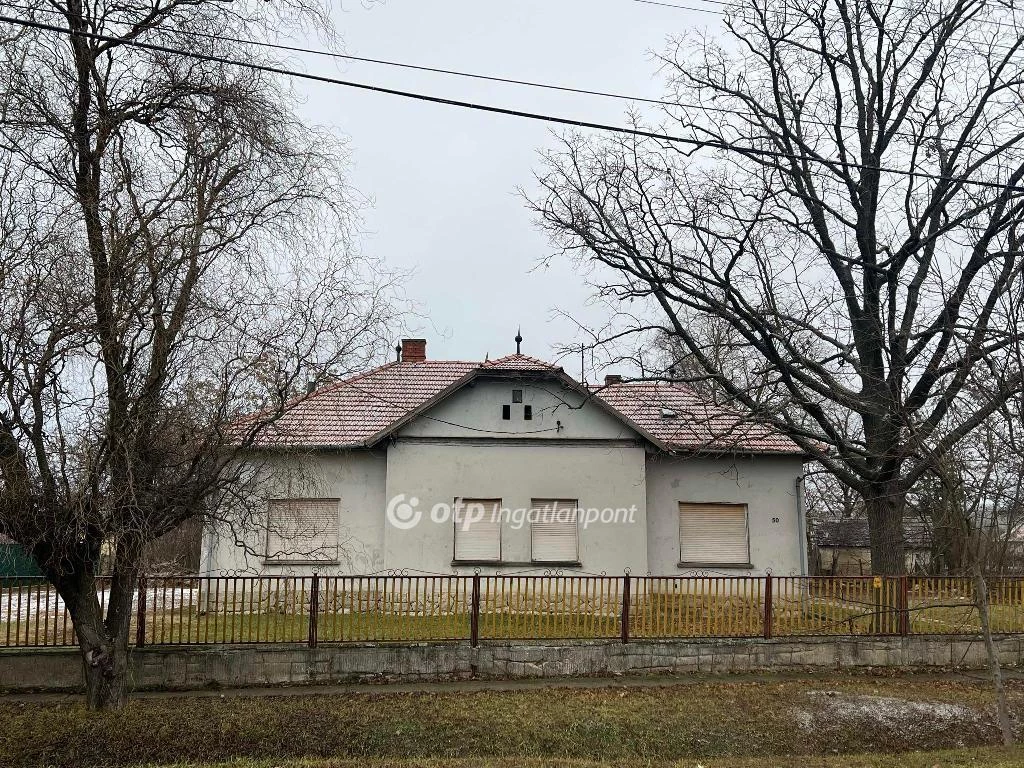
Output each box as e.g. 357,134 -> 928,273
1,676 -> 1023,767
5,590 -> 1024,648
140,748 -> 1024,768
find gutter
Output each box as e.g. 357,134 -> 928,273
795,474 -> 808,575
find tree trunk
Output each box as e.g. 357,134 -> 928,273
865,489 -> 906,575
974,564 -> 1015,745
62,564 -> 138,711
81,639 -> 130,711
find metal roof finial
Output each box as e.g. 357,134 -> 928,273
395,343 -> 402,362
515,326 -> 523,355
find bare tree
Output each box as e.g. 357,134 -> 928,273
531,0 -> 1024,574
909,387 -> 1024,574
0,1 -> 400,709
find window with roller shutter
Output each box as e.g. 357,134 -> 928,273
678,502 -> 750,566
531,499 -> 579,563
453,498 -> 502,562
265,499 -> 340,563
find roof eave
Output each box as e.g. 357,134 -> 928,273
660,446 -> 810,458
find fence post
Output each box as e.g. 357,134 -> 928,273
308,573 -> 320,649
620,575 -> 631,644
763,575 -> 773,639
135,576 -> 147,648
899,575 -> 909,637
470,573 -> 481,648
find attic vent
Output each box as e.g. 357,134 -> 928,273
660,407 -> 678,419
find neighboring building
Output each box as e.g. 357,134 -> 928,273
203,339 -> 808,577
811,518 -> 932,575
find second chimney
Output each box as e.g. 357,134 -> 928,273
401,338 -> 427,363
604,374 -> 623,385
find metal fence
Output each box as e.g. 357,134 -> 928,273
2,574 -> 1021,649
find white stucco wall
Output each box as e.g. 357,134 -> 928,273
645,454 -> 806,576
383,377 -> 650,574
383,441 -> 649,574
399,378 -> 639,442
201,450 -> 388,575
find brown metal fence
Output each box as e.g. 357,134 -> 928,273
3,574 -> 1024,649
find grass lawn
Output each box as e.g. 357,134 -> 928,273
4,590 -> 1024,647
3,675 -> 1024,767
136,748 -> 1024,767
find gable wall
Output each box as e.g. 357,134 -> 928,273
398,378 -> 642,441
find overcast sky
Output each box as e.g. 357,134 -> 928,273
284,0 -> 716,375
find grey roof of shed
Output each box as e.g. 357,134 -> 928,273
812,518 -> 932,549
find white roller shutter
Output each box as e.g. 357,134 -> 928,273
678,503 -> 749,565
531,499 -> 579,562
454,499 -> 501,561
265,499 -> 339,562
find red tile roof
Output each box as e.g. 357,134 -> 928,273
481,353 -> 557,371
251,354 -> 803,455
595,381 -> 802,455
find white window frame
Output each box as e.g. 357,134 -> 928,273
264,498 -> 340,564
530,499 -> 580,564
452,498 -> 502,563
678,502 -> 751,567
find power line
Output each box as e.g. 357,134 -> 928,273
1,13 -> 1024,194
1,1 -> 680,109
4,2 -> 1018,154
632,0 -> 1024,43
632,0 -> 725,10
630,0 -> 724,13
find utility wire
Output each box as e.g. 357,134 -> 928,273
2,13 -> 1024,194
632,0 -> 724,10
632,0 -> 1024,45
4,2 -> 1019,153
630,0 -> 723,13
282,363 -> 562,437
0,1 -> 680,108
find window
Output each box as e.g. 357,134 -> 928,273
524,405 -> 533,420
512,389 -> 523,403
454,498 -> 502,561
531,499 -> 579,563
678,503 -> 750,566
265,499 -> 339,563
502,404 -> 511,420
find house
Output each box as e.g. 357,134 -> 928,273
810,518 -> 932,575
203,339 -> 808,578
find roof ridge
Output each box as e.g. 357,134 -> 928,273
481,352 -> 559,369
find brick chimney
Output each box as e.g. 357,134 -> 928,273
604,374 -> 623,385
401,338 -> 427,363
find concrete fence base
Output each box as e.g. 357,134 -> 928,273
1,635 -> 1021,693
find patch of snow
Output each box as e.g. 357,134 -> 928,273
0,587 -> 198,622
794,690 -> 982,736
